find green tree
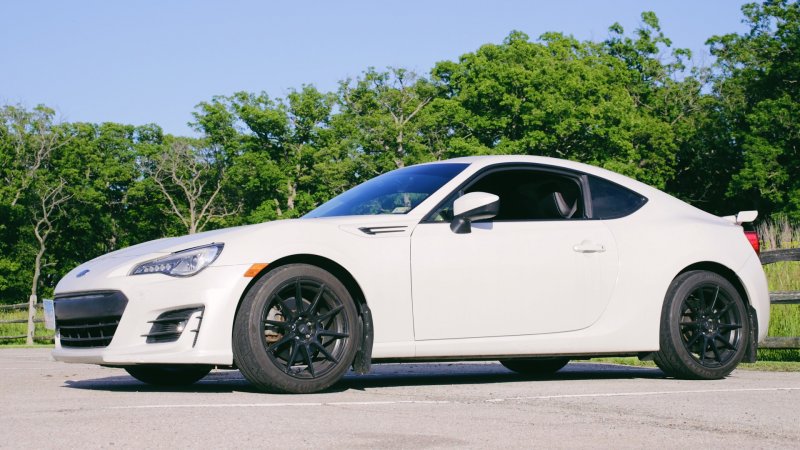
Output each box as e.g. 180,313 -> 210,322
146,136 -> 237,234
25,177 -> 71,343
707,0 -> 800,219
194,85 -> 353,220
51,122 -> 164,263
337,68 -> 437,173
0,105 -> 68,304
431,18 -> 694,189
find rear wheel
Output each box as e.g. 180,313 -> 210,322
654,270 -> 748,379
124,365 -> 211,386
500,357 -> 570,376
233,264 -> 360,394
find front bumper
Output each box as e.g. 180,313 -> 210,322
52,264 -> 252,366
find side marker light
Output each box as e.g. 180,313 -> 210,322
244,263 -> 269,278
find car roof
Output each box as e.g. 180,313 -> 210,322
429,155 -> 654,194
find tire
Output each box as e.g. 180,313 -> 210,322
500,357 -> 570,376
654,270 -> 749,380
233,264 -> 361,394
125,365 -> 211,386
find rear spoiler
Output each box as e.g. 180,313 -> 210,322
721,210 -> 758,225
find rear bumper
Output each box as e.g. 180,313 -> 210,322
737,254 -> 770,343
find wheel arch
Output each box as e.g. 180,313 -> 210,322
233,253 -> 374,372
674,261 -> 758,363
676,261 -> 749,306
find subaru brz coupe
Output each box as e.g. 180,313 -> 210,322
48,156 -> 769,393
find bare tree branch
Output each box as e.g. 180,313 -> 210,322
1,107 -> 71,206
149,139 -> 231,234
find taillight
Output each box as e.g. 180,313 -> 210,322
744,230 -> 760,255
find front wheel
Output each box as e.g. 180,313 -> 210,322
654,270 -> 749,379
233,264 -> 361,394
124,365 -> 211,386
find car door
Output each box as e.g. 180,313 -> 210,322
410,166 -> 619,341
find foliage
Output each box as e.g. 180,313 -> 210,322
431,21 -> 689,189
707,0 -> 800,219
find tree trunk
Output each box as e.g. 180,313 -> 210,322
395,128 -> 405,169
26,242 -> 45,345
188,197 -> 198,234
287,179 -> 297,212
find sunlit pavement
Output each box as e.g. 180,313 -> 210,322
2,348 -> 799,448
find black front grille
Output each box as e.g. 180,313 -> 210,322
54,291 -> 128,348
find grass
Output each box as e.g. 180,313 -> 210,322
758,217 -> 800,362
590,357 -> 800,372
0,307 -> 53,345
0,343 -> 54,348
591,357 -> 658,368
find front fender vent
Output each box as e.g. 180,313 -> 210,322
143,307 -> 204,345
358,226 -> 408,235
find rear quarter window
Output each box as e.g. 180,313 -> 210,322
589,175 -> 648,219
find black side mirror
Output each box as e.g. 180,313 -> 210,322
450,192 -> 500,234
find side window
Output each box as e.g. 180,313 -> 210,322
588,175 -> 647,219
431,169 -> 585,222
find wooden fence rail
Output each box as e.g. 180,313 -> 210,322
0,303 -> 53,342
0,302 -> 30,311
760,248 -> 800,350
759,248 -> 800,265
770,292 -> 800,304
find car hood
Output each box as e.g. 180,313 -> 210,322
56,215 -> 417,291
93,214 -> 412,261
90,224 -> 259,261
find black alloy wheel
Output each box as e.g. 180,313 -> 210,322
654,270 -> 748,379
233,264 -> 360,393
678,284 -> 743,368
261,277 -> 350,379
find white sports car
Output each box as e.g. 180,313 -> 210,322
49,156 -> 769,393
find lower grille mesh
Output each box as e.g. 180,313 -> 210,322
58,318 -> 121,348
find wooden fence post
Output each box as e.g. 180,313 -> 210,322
26,294 -> 37,345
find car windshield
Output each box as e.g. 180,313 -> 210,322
304,163 -> 469,218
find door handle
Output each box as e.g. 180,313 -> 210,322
573,241 -> 606,253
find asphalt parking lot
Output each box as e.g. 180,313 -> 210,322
2,348 -> 799,449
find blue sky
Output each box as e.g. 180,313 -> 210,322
1,0 -> 751,136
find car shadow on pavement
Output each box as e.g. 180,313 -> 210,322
63,370 -> 260,393
63,362 -> 665,394
338,362 -> 664,391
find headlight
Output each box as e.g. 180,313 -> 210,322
130,243 -> 224,277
